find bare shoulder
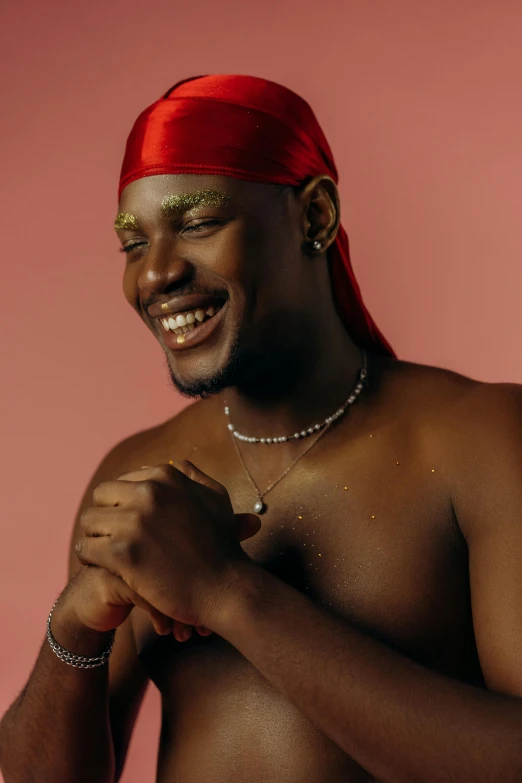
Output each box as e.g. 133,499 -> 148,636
104,396 -> 221,473
375,354 -> 522,432
379,356 -> 522,538
373,354 -> 522,479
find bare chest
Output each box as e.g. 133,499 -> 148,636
132,426 -> 483,783
134,428 -> 479,681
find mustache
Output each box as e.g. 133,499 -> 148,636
142,286 -> 227,311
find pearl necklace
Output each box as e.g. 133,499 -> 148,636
225,350 -> 368,513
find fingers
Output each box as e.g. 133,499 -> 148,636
75,535 -> 119,574
92,478 -> 142,507
113,461 -> 226,498
93,464 -> 178,506
172,621 -> 192,642
235,513 -> 262,542
195,625 -> 213,636
123,587 -> 174,636
79,506 -> 126,537
172,459 -> 227,495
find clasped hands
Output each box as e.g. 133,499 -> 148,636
75,460 -> 261,641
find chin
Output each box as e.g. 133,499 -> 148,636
165,341 -> 245,399
167,369 -> 232,399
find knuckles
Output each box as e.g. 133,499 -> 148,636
91,481 -> 111,505
111,536 -> 141,566
79,509 -> 90,532
135,479 -> 161,506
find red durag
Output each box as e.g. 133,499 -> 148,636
119,75 -> 395,358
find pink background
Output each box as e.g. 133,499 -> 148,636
1,1 -> 521,780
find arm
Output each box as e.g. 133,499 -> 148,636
211,383 -> 522,783
0,434 -> 151,783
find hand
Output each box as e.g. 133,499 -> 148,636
74,461 -> 261,630
58,563 -> 176,637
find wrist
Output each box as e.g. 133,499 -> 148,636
50,601 -> 115,659
208,558 -> 270,638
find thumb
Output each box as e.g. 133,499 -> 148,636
124,589 -> 173,636
235,512 -> 262,542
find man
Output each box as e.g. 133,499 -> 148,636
1,74 -> 521,783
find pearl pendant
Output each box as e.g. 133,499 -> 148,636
254,500 -> 266,514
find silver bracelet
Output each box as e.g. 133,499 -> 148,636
46,599 -> 116,669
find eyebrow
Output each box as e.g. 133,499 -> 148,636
161,189 -> 231,217
114,212 -> 140,231
114,190 -> 231,232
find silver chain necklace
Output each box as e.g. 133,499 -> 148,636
226,350 -> 368,514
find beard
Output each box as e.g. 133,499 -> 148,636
165,310 -> 313,401
165,330 -> 246,399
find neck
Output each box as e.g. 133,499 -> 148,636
222,314 -> 365,439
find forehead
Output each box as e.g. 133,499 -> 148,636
118,173 -> 279,215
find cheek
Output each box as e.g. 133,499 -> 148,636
122,266 -> 140,311
201,227 -> 256,295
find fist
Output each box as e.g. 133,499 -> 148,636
75,461 -> 261,631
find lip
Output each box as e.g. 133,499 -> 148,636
158,300 -> 228,352
148,293 -> 227,320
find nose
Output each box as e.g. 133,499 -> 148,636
137,241 -> 193,297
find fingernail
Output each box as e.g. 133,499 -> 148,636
181,627 -> 192,641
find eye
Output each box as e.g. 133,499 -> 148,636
120,241 -> 147,254
182,220 -> 223,234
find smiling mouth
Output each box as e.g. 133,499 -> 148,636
158,303 -> 223,338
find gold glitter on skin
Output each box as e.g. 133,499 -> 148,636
114,212 -> 139,230
161,189 -> 231,218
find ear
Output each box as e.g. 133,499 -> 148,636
299,175 -> 340,254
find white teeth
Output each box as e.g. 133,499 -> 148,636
162,303 -> 223,333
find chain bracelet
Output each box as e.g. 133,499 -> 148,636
46,599 -> 116,669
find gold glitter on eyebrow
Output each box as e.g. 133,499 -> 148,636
114,212 -> 139,230
161,189 -> 231,217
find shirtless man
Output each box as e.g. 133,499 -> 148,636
1,75 -> 522,783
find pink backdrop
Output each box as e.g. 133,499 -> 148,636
1,1 -> 521,780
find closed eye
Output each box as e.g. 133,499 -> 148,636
119,220 -> 225,254
183,220 -> 223,233
120,242 -> 146,254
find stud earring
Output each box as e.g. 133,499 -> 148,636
312,240 -> 321,250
